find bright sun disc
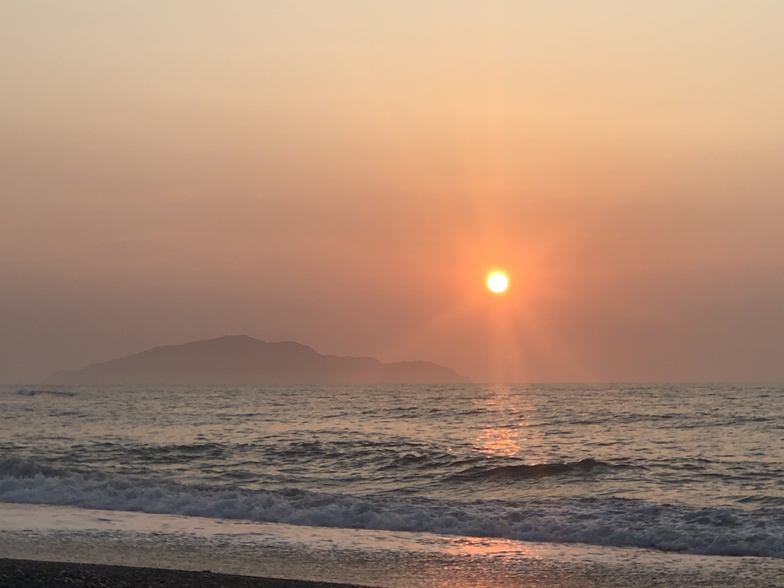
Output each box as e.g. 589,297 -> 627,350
487,272 -> 509,293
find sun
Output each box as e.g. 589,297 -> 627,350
486,272 -> 509,294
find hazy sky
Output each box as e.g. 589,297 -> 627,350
3,1 -> 784,383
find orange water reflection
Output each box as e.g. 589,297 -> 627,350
474,385 -> 532,458
426,534 -> 554,588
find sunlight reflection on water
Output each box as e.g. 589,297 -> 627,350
2,503 -> 782,588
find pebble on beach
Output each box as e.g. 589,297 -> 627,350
0,558 -> 369,588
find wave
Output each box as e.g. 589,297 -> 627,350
14,389 -> 77,398
1,457 -> 782,559
446,458 -> 626,481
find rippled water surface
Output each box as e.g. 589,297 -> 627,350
2,384 -> 783,558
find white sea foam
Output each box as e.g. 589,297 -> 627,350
1,458 -> 782,559
5,504 -> 784,588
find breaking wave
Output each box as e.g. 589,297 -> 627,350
1,457 -> 782,559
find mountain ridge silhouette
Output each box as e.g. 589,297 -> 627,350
46,335 -> 469,385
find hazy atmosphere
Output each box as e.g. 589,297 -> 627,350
3,1 -> 784,383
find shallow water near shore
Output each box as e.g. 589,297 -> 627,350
2,503 -> 783,587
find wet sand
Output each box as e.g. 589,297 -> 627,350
2,505 -> 783,588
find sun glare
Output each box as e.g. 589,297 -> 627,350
487,272 -> 509,294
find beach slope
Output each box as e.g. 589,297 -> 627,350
0,558 -> 371,588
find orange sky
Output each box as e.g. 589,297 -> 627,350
2,1 -> 784,383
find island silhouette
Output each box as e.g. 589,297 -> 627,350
46,335 -> 468,385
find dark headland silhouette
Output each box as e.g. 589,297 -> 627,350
46,335 -> 469,385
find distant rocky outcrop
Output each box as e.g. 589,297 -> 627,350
46,335 -> 468,385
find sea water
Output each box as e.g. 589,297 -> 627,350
1,384 -> 783,586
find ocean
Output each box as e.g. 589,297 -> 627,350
1,383 -> 783,587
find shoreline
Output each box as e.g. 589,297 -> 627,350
0,558 -> 372,588
2,503 -> 784,588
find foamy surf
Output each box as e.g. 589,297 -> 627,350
1,503 -> 783,588
1,456 -> 782,558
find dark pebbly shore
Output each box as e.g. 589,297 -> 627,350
0,558 -> 373,588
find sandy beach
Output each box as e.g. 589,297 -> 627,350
5,552 -> 784,588
0,558 -> 368,588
